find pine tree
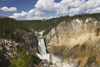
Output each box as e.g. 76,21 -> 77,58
49,54 -> 53,65
16,59 -> 25,67
9,49 -> 41,67
9,50 -> 18,67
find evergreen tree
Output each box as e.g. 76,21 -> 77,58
9,50 -> 19,67
16,59 -> 25,67
9,49 -> 30,67
9,49 -> 41,67
49,54 -> 53,65
61,52 -> 64,62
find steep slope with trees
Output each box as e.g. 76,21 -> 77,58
0,17 -> 40,67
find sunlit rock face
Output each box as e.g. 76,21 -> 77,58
45,17 -> 100,67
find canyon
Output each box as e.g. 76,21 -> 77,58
0,14 -> 100,67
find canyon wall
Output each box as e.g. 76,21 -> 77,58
45,17 -> 100,67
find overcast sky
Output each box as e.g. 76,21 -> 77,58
0,0 -> 100,20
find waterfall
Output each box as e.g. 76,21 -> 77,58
38,38 -> 46,55
35,32 -> 81,67
35,32 -> 61,63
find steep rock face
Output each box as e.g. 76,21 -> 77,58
0,30 -> 38,63
45,17 -> 100,66
14,30 -> 39,54
0,39 -> 22,57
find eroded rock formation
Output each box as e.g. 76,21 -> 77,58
45,17 -> 100,67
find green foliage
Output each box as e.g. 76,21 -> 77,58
49,54 -> 53,65
0,17 -> 31,43
67,59 -> 69,61
9,49 -> 41,67
29,54 -> 41,64
16,59 -> 25,67
9,50 -> 19,67
1,13 -> 100,40
20,49 -> 27,60
61,52 -> 64,62
9,61 -> 16,67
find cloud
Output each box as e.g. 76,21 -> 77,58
35,0 -> 55,13
9,11 -> 26,19
56,9 -> 68,15
9,0 -> 100,20
69,7 -> 84,16
27,9 -> 43,17
83,0 -> 100,9
90,7 -> 100,13
0,6 -> 17,12
27,16 -> 46,20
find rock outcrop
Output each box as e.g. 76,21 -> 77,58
45,17 -> 100,66
0,30 -> 39,66
39,59 -> 81,67
14,29 -> 39,55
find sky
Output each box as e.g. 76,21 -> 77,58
0,0 -> 100,20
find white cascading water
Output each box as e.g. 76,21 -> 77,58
38,38 -> 46,55
36,32 -> 61,63
35,31 -> 80,67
